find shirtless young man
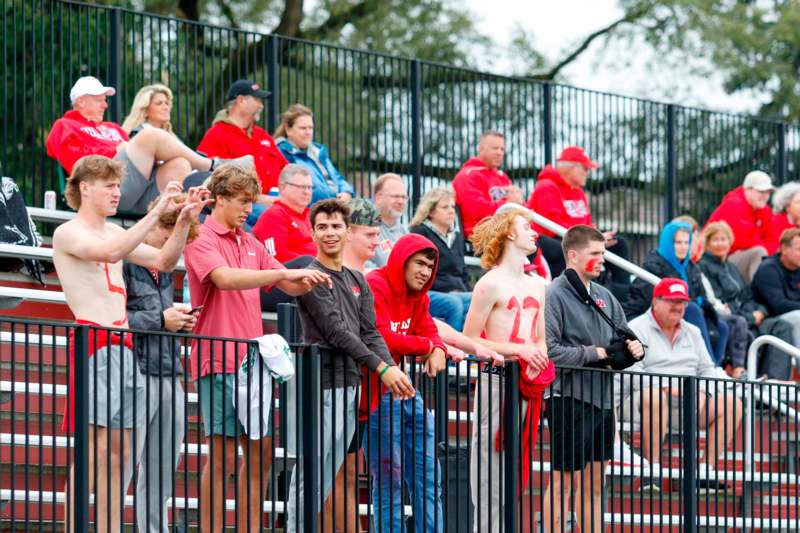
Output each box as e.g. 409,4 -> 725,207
52,154 -> 208,532
463,208 -> 552,533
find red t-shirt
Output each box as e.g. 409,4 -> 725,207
252,199 -> 316,263
184,216 -> 284,380
45,110 -> 129,173
197,121 -> 288,192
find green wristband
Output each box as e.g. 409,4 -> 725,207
379,365 -> 391,378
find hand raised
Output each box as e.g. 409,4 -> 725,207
177,186 -> 212,221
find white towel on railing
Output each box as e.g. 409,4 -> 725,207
233,334 -> 295,439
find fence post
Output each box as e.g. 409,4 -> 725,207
277,303 -> 297,454
434,371 -> 448,447
681,376 -> 698,533
776,122 -> 787,186
542,83 -> 553,165
665,104 -> 677,222
299,344 -> 321,531
503,363 -> 520,533
410,59 -> 422,210
72,325 -> 90,532
108,8 -> 122,123
266,34 -> 280,133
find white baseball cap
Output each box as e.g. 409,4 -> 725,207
742,170 -> 775,192
69,76 -> 116,104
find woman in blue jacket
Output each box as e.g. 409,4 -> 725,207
275,104 -> 355,205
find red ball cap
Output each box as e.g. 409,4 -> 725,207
653,278 -> 690,301
557,146 -> 600,169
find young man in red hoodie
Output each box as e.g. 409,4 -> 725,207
453,131 -> 525,237
528,146 -> 630,293
707,170 -> 776,282
363,233 -> 450,532
46,76 -> 237,214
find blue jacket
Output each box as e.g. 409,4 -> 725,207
276,138 -> 354,205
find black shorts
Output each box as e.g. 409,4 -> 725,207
546,397 -> 614,471
347,421 -> 366,453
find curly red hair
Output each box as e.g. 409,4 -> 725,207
470,208 -> 533,269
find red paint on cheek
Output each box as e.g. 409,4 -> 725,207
584,258 -> 599,273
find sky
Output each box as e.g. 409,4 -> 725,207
466,0 -> 763,115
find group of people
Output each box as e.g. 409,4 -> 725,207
45,74 -> 799,533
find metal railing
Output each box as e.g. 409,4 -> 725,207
2,311 -> 799,531
5,0 -> 800,263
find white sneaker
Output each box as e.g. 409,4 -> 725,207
611,440 -> 651,470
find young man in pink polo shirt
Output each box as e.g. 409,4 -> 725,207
183,164 -> 330,533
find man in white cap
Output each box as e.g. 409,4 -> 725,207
46,76 -> 248,214
707,170 -> 777,282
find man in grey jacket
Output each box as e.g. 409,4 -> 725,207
543,225 -> 643,533
122,194 -> 199,533
287,199 -> 415,532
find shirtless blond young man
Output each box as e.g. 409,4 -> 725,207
53,155 -> 208,533
464,209 -> 550,533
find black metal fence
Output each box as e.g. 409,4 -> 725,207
2,312 -> 799,531
4,0 -> 800,254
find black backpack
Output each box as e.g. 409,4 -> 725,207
0,176 -> 45,285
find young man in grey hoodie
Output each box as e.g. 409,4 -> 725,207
543,225 -> 644,533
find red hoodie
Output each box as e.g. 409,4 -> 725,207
453,157 -> 512,237
707,186 -> 776,254
768,212 -> 796,251
361,234 -> 447,419
528,164 -> 592,237
46,110 -> 129,173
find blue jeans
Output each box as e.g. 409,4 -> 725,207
427,291 -> 471,331
365,392 -> 443,533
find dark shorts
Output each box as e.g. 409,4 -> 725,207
546,397 -> 614,471
347,421 -> 366,453
115,149 -> 160,214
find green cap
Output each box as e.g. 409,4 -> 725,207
348,198 -> 381,227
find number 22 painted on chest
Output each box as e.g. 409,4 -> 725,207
506,296 -> 540,344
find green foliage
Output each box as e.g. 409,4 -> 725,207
615,0 -> 800,121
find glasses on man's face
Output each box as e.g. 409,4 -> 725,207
285,182 -> 313,192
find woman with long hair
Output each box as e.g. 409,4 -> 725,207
275,104 -> 354,205
121,84 -> 176,137
409,187 -> 471,330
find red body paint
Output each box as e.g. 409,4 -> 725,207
102,262 -> 128,326
506,296 -> 541,344
584,258 -> 600,273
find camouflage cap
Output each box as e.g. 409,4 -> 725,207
348,198 -> 381,227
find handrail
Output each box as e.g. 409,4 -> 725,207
28,207 -> 660,284
530,210 -> 661,286
27,207 -> 135,227
0,243 -> 186,272
744,335 -> 800,481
